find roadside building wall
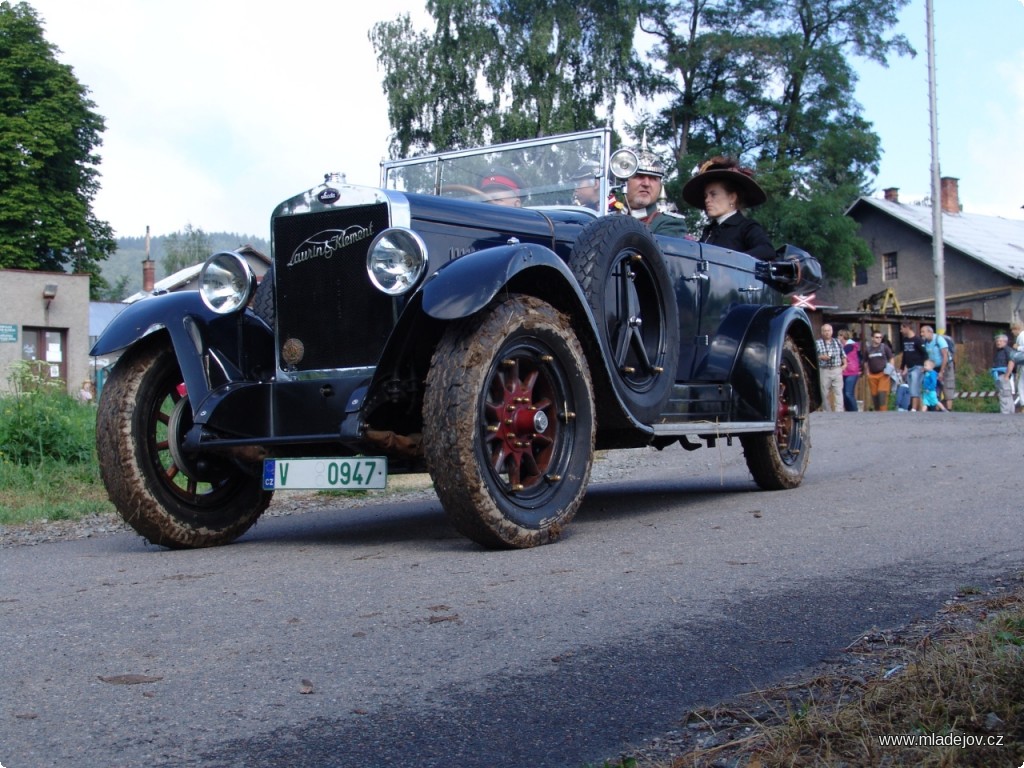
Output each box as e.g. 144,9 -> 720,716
822,205 -> 1019,324
0,270 -> 91,397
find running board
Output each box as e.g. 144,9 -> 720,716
649,420 -> 775,437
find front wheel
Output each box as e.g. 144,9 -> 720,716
740,336 -> 811,490
423,295 -> 595,548
96,338 -> 272,548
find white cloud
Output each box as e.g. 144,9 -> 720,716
31,0 -> 429,239
28,0 -> 1024,240
962,51 -> 1024,219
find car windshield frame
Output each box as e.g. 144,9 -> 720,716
379,128 -> 611,212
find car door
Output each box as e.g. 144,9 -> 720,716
689,244 -> 766,382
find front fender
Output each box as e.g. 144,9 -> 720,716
91,293 -> 218,407
90,292 -> 224,357
421,242 -> 584,320
92,292 -> 272,409
370,241 -> 654,438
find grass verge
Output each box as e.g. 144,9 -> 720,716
601,579 -> 1024,767
0,459 -> 112,524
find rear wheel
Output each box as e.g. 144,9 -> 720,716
569,215 -> 679,423
97,338 -> 272,548
741,336 -> 811,489
423,295 -> 595,548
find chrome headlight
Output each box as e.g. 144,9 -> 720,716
366,227 -> 427,296
609,148 -> 639,179
199,251 -> 256,314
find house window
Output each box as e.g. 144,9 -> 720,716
854,265 -> 868,286
21,327 -> 67,387
883,251 -> 898,281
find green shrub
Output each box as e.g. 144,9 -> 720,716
951,360 -> 1001,414
0,362 -> 96,465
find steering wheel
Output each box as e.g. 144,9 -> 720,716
439,184 -> 489,201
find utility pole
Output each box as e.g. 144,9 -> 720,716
926,0 -> 946,334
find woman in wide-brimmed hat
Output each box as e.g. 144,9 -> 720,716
681,156 -> 775,260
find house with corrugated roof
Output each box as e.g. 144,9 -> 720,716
819,178 -> 1024,325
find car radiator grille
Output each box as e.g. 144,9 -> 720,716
273,203 -> 394,372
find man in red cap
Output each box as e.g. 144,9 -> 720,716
480,168 -> 525,207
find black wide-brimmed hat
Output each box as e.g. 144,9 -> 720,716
681,156 -> 767,209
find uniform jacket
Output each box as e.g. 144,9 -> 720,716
638,210 -> 690,239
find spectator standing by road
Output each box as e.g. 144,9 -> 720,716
991,331 -> 1016,414
816,323 -> 845,412
839,329 -> 860,411
898,322 -> 928,413
862,330 -> 894,411
940,331 -> 957,411
921,359 -> 947,412
919,325 -> 949,405
1012,320 -> 1024,410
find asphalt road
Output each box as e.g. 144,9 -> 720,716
2,412 -> 1022,768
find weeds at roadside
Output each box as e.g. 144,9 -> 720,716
0,459 -> 111,524
0,362 -> 109,524
945,360 -> 1003,414
618,580 -> 1024,767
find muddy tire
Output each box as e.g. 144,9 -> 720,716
423,295 -> 595,549
96,338 -> 272,548
568,215 -> 679,423
740,336 -> 811,489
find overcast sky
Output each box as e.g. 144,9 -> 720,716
24,0 -> 1024,242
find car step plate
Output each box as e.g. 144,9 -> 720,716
263,457 -> 387,491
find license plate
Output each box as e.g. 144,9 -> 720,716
262,457 -> 387,491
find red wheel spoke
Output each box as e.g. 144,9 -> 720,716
520,369 -> 538,397
480,349 -> 564,493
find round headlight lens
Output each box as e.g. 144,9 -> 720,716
199,251 -> 256,314
367,228 -> 427,296
609,148 -> 639,179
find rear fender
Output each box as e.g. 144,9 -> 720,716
730,306 -> 820,419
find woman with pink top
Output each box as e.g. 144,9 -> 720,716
840,329 -> 861,411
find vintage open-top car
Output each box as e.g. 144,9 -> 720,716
92,128 -> 822,549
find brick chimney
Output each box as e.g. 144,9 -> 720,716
142,259 -> 156,292
940,177 -> 960,214
883,187 -> 899,203
142,224 -> 156,292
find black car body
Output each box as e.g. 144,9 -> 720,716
92,128 -> 822,549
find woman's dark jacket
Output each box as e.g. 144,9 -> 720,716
699,211 -> 775,260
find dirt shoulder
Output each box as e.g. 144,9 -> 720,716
616,573 -> 1024,767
